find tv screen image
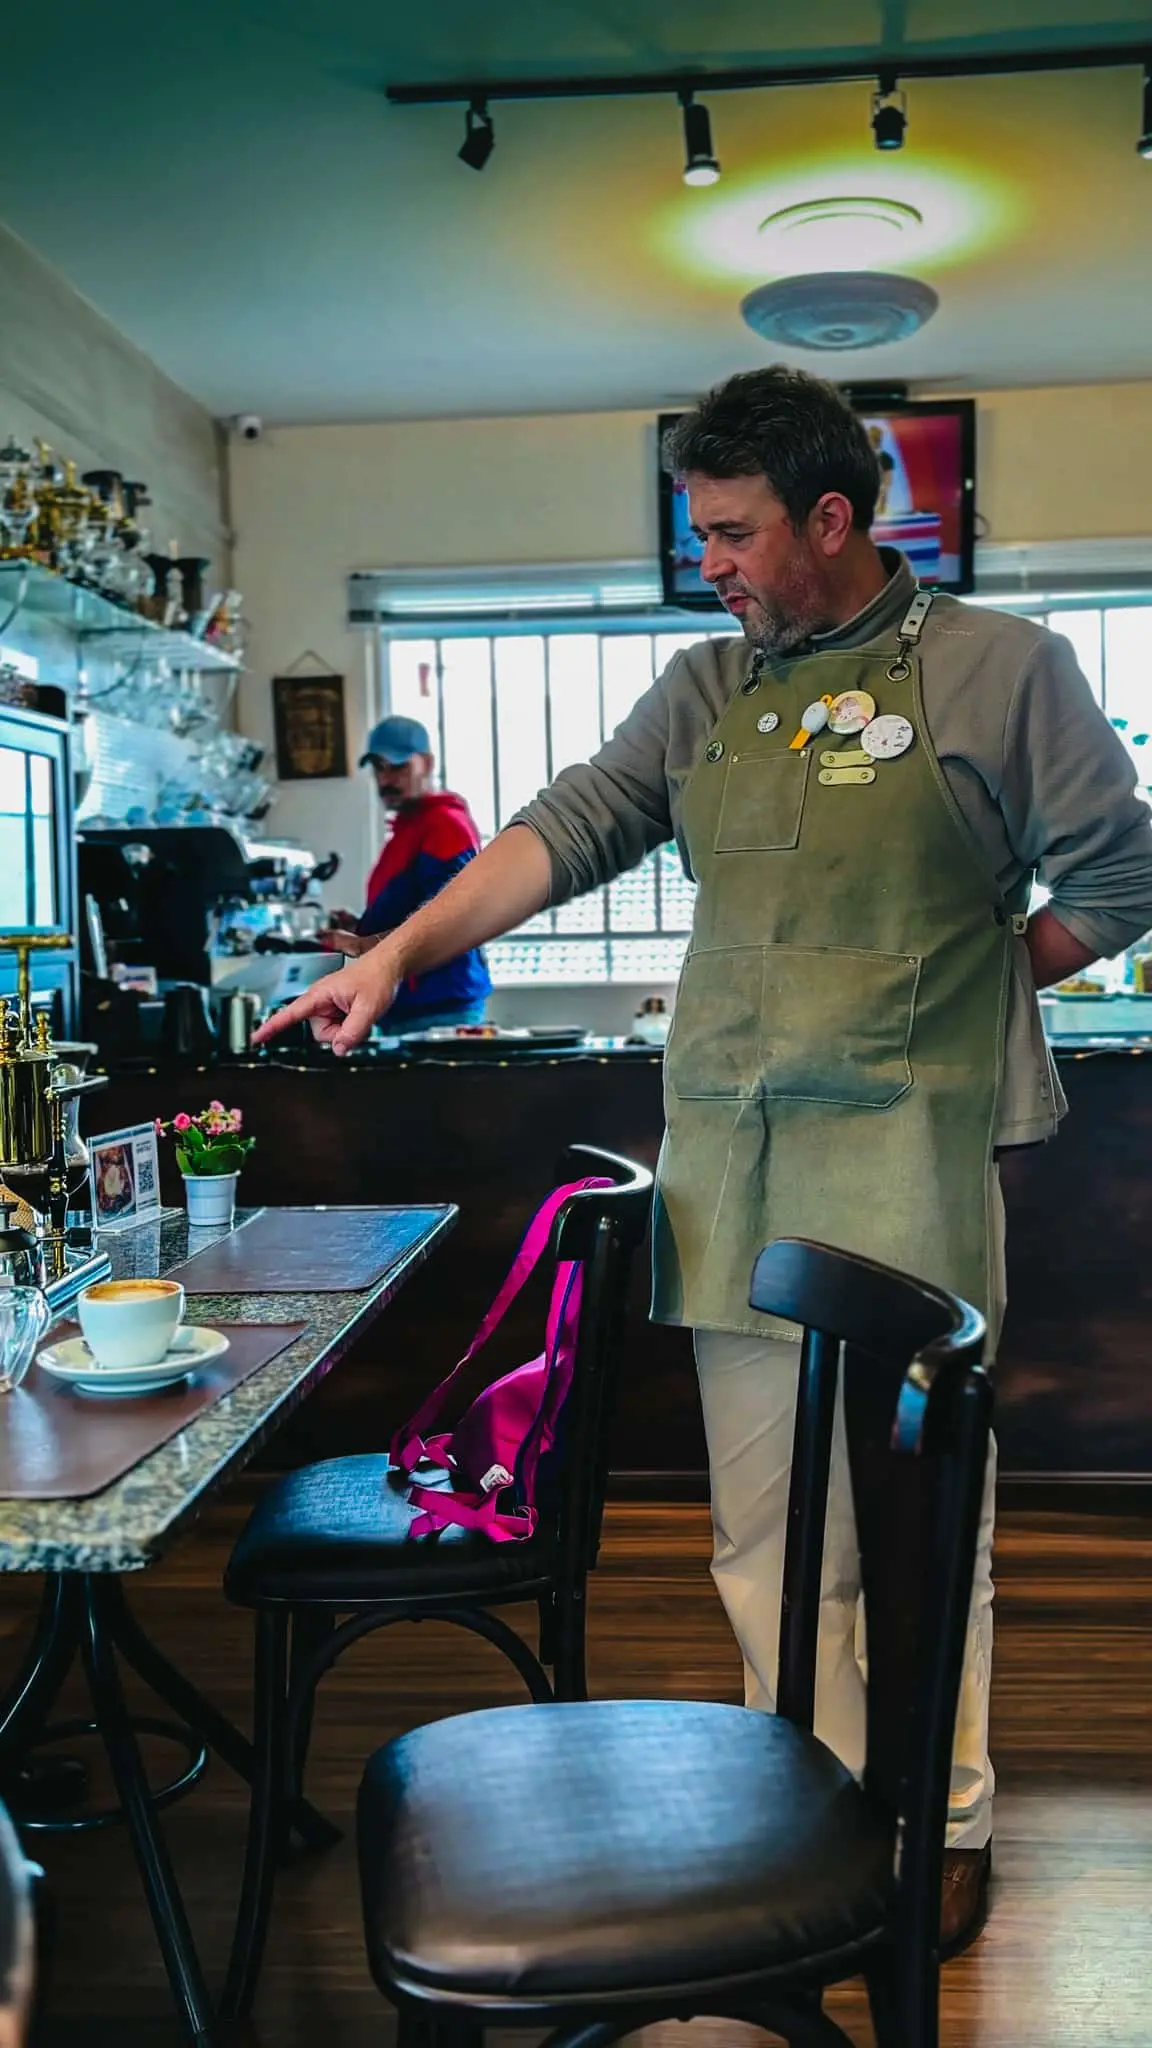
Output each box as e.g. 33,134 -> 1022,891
658,400 -> 976,608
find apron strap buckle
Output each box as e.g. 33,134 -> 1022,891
886,588 -> 933,683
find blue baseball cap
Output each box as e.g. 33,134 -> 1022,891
359,715 -> 433,767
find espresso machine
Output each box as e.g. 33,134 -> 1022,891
0,934 -> 112,1311
77,825 -> 341,1058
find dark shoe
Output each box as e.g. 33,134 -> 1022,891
940,1842 -> 991,1958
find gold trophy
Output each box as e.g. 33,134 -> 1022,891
0,935 -> 111,1309
43,462 -> 93,580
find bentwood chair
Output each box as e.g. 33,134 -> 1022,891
354,1236 -> 992,2048
220,1146 -> 652,2022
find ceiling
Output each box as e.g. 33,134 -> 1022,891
4,1 -> 1152,421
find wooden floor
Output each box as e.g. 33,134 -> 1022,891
2,1496 -> 1151,2047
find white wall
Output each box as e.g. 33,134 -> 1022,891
229,378 -> 1152,908
228,408 -> 661,898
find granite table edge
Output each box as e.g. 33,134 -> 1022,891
0,1204 -> 457,1576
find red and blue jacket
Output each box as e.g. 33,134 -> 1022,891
357,792 -> 492,1024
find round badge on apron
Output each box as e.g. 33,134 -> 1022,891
756,711 -> 780,735
861,714 -> 915,761
828,689 -> 876,736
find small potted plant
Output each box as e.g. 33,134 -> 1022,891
156,1101 -> 255,1228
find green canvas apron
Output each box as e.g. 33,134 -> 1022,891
653,594 -> 1022,1342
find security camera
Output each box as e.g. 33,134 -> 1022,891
232,414 -> 263,443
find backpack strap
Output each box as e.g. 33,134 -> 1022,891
513,1256 -> 583,1511
405,1485 -> 537,1543
391,1177 -> 610,1476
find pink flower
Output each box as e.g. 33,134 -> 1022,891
208,1100 -> 225,1114
173,1112 -> 192,1132
154,1118 -> 164,1134
230,1109 -> 243,1124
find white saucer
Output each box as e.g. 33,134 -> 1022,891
36,1326 -> 230,1398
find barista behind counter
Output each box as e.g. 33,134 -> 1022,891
327,715 -> 491,1031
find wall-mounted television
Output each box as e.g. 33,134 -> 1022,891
658,397 -> 977,610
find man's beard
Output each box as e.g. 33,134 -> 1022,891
726,555 -> 830,657
737,593 -> 830,658
740,601 -> 804,657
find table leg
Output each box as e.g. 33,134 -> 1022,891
0,1574 -> 337,2042
0,1577 -> 81,1767
0,1577 -> 90,1821
79,1577 -> 218,2048
108,1581 -> 341,1853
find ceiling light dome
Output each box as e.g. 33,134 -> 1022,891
740,271 -> 939,351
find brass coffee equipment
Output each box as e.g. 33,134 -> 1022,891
0,934 -> 111,1311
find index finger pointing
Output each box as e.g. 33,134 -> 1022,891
251,989 -> 322,1043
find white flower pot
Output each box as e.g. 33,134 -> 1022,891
182,1171 -> 239,1228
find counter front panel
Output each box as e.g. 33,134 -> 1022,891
92,1043 -> 1151,1487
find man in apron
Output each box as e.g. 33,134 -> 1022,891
256,368 -> 1152,1952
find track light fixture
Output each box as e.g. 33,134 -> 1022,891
389,43 -> 1152,174
679,90 -> 720,186
458,97 -> 494,171
871,71 -> 907,151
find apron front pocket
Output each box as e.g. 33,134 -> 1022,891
666,948 -> 763,1100
667,944 -> 921,1108
715,751 -> 809,853
760,945 -> 920,1107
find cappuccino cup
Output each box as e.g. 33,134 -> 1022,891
77,1279 -> 185,1370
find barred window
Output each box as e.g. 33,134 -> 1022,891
383,627 -> 734,983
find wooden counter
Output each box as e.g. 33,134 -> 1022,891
92,1042 -> 1152,1489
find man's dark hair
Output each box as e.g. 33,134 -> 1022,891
664,367 -> 881,532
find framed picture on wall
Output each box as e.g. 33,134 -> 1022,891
271,670 -> 349,780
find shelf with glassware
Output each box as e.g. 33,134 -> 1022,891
0,436 -> 242,673
0,559 -> 241,676
1,440 -> 239,647
0,434 -> 279,834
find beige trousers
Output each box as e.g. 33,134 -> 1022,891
694,1175 -> 1005,1853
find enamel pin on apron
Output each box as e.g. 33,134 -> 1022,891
860,713 -> 915,761
756,711 -> 780,735
828,690 -> 876,736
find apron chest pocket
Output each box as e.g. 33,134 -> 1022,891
715,751 -> 808,853
668,945 -> 921,1109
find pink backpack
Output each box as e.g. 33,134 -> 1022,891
391,1178 -> 612,1543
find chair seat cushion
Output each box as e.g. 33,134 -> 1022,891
225,1454 -> 553,1604
358,1699 -> 893,2001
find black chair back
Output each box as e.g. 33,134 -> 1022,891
748,1237 -> 990,1953
542,1146 -> 652,1585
